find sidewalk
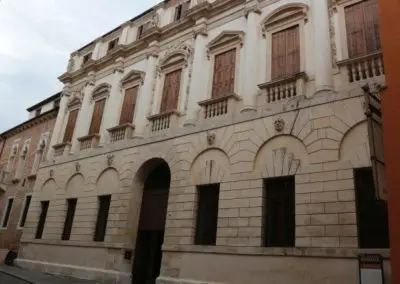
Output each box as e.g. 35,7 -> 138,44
0,264 -> 100,284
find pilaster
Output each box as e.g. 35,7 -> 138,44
312,0 -> 334,94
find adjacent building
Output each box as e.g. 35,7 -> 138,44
0,93 -> 60,261
17,0 -> 390,283
378,0 -> 400,283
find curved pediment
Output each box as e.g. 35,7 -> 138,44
207,31 -> 244,53
262,3 -> 309,31
92,83 -> 111,99
120,70 -> 145,86
159,43 -> 193,72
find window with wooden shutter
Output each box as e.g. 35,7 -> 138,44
119,86 -> 138,125
345,0 -> 381,58
63,109 -> 79,143
355,168 -> 389,248
160,69 -> 182,113
195,184 -> 220,246
211,48 -> 236,98
271,26 -> 300,80
89,99 -> 106,135
263,176 -> 295,247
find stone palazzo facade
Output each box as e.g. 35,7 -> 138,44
17,0 -> 390,283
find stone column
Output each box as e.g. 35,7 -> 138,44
134,50 -> 158,136
312,0 -> 333,93
71,76 -> 95,152
99,59 -> 124,144
184,24 -> 208,126
242,4 -> 261,113
46,88 -> 70,161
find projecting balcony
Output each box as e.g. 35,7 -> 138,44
107,123 -> 135,144
198,93 -> 240,120
337,51 -> 385,84
258,72 -> 307,104
77,134 -> 100,151
148,110 -> 181,133
52,142 -> 72,157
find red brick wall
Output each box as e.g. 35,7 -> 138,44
378,0 -> 400,283
0,115 -> 57,254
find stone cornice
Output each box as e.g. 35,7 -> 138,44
0,109 -> 58,139
59,0 -> 248,85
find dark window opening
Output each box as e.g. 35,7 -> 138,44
2,198 -> 14,227
108,39 -> 119,53
263,176 -> 295,247
137,25 -> 144,39
62,198 -> 77,241
195,184 -> 220,246
35,201 -> 49,239
35,108 -> 42,117
94,195 -> 111,242
19,195 -> 31,228
82,53 -> 92,64
355,167 -> 389,248
54,99 -> 60,108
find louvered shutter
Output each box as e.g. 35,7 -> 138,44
345,2 -> 367,57
63,109 -> 79,143
212,48 -> 236,98
89,99 -> 106,135
286,26 -> 300,76
363,0 -> 381,53
271,30 -> 287,79
160,69 -> 182,112
119,86 -> 138,125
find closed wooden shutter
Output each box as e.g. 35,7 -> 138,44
345,0 -> 380,58
160,69 -> 182,112
119,86 -> 138,125
63,109 -> 79,143
363,0 -> 381,53
89,99 -> 106,135
271,26 -> 300,80
212,48 -> 236,98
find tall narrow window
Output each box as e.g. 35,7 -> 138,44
137,22 -> 150,40
355,167 -> 389,248
174,1 -> 189,21
19,195 -> 32,228
35,201 -> 49,239
195,184 -> 220,246
63,109 -> 79,143
62,198 -> 77,241
89,99 -> 106,135
108,38 -> 119,53
263,176 -> 295,247
212,48 -> 236,98
160,69 -> 182,112
94,195 -> 111,242
119,86 -> 138,125
82,53 -> 92,64
345,0 -> 381,58
271,25 -> 300,80
2,198 -> 14,228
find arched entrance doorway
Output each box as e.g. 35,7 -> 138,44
132,159 -> 171,284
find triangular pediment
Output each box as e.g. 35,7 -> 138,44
121,70 -> 145,86
207,31 -> 244,51
262,4 -> 308,28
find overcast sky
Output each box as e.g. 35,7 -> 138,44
0,0 -> 160,133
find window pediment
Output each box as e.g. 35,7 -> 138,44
67,87 -> 84,109
92,83 -> 111,100
207,31 -> 244,55
158,43 -> 193,73
120,70 -> 145,87
262,4 -> 309,34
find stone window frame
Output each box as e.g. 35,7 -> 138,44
332,0 -> 378,61
154,49 -> 191,115
6,143 -> 19,173
118,70 -> 145,125
14,142 -> 29,182
1,196 -> 14,229
17,194 -> 32,230
261,3 -> 308,83
205,31 -> 244,99
58,92 -> 83,147
30,135 -> 48,177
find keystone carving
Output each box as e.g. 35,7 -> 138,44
274,118 -> 285,132
207,132 -> 216,146
75,162 -> 81,172
107,154 -> 115,167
